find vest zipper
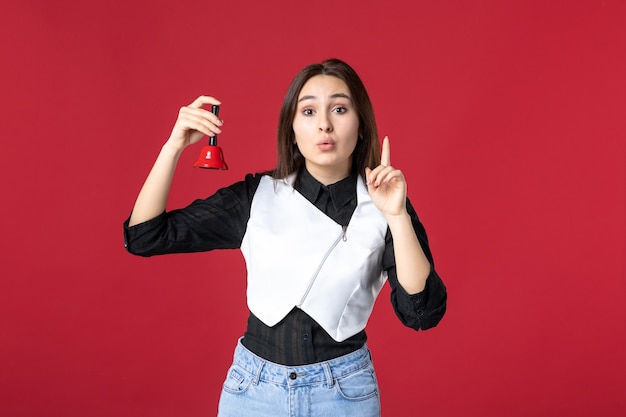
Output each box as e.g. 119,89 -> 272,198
297,228 -> 345,307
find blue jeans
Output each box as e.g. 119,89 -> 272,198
217,339 -> 381,417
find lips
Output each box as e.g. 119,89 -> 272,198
317,138 -> 335,151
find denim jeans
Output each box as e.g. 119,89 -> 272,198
217,339 -> 381,417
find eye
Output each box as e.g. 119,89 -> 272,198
333,106 -> 347,114
303,108 -> 314,115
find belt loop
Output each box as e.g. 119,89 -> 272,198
252,357 -> 264,385
322,362 -> 334,388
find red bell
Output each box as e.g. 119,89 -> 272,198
194,104 -> 228,170
194,144 -> 228,169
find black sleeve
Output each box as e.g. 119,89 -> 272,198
123,173 -> 262,257
383,198 -> 447,330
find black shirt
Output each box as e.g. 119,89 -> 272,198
123,168 -> 447,365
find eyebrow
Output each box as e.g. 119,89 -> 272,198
298,93 -> 352,102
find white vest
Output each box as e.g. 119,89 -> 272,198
241,174 -> 388,342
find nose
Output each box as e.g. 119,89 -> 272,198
318,113 -> 333,132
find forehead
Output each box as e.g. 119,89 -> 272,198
298,75 -> 350,98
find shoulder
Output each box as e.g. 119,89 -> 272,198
216,172 -> 267,201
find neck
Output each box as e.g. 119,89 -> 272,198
305,162 -> 352,186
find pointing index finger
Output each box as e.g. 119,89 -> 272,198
381,136 -> 391,166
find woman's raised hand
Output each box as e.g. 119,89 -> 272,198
365,136 -> 408,218
166,96 -> 223,151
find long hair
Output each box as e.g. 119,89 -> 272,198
271,58 -> 380,182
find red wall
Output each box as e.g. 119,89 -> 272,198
1,1 -> 624,416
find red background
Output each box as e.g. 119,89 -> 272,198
1,1 -> 624,416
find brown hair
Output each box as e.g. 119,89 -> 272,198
271,58 -> 380,181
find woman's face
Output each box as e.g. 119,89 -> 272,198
293,75 -> 359,184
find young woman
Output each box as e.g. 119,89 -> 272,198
124,58 -> 447,417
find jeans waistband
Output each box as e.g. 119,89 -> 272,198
231,339 -> 372,387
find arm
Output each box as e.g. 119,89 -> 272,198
367,137 -> 446,329
384,211 -> 430,293
128,96 -> 223,226
366,136 -> 430,294
383,201 -> 447,330
123,174 -> 261,256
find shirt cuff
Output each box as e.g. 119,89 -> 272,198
123,211 -> 167,253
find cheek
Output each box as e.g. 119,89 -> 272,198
347,117 -> 360,140
292,126 -> 302,144
292,117 -> 313,142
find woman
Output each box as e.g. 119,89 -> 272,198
124,58 -> 447,416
